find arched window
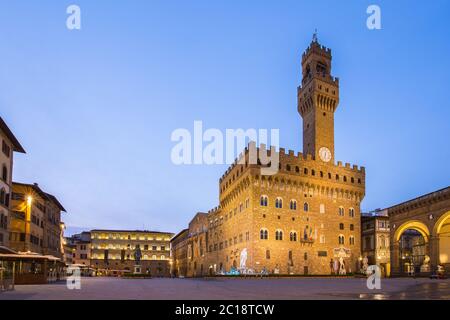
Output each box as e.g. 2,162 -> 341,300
295,166 -> 300,173
260,229 -> 268,240
338,235 -> 345,245
1,165 -> 7,182
275,230 -> 283,241
0,188 -> 5,205
349,208 -> 355,217
290,200 -> 297,210
290,231 -> 297,242
303,202 -> 309,212
286,164 -> 291,171
339,223 -> 344,230
349,236 -> 355,245
338,207 -> 345,216
275,197 -> 283,209
260,195 -> 268,207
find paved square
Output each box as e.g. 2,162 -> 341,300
1,277 -> 450,300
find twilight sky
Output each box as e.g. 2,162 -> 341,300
0,0 -> 449,235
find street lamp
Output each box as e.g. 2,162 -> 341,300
24,195 -> 33,252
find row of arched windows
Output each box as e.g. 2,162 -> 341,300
338,207 -> 355,217
261,196 -> 309,212
259,229 -> 302,242
338,235 -> 355,245
260,196 -> 355,217
262,229 -> 355,245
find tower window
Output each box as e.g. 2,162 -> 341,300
290,232 -> 297,242
339,223 -> 344,230
349,208 -> 355,217
275,230 -> 283,241
304,202 -> 309,212
275,197 -> 283,209
286,164 -> 291,171
260,196 -> 268,207
290,200 -> 297,210
316,62 -> 327,74
349,236 -> 355,245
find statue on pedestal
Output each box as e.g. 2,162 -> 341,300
133,245 -> 142,274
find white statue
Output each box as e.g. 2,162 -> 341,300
339,257 -> 346,275
334,259 -> 339,275
240,248 -> 248,270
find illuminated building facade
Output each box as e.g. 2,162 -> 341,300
9,182 -> 66,259
90,229 -> 174,276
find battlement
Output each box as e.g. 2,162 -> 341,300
207,206 -> 221,214
302,41 -> 332,62
219,142 -> 365,184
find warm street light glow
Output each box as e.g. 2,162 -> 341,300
27,195 -> 33,204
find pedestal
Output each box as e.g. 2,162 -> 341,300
134,265 -> 142,274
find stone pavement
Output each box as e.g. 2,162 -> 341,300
1,277 -> 449,300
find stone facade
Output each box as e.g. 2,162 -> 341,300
174,38 -> 366,276
0,117 -> 25,248
170,228 -> 189,277
90,230 -> 173,277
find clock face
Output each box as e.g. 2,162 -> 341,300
319,147 -> 332,162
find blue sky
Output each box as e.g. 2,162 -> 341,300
0,0 -> 449,235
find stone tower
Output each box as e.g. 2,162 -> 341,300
297,35 -> 339,164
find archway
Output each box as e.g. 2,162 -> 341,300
434,211 -> 450,272
393,221 -> 430,275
